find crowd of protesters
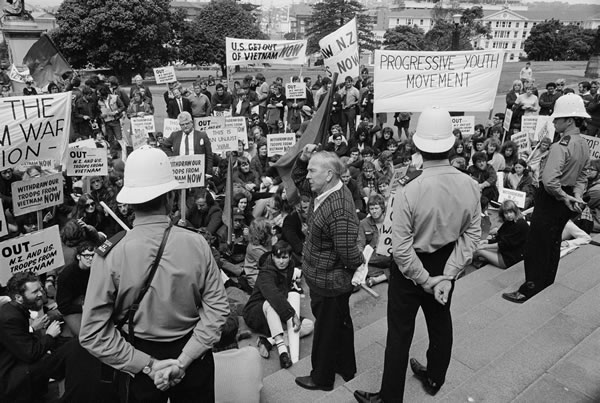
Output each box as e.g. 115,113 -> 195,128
2,64 -> 600,402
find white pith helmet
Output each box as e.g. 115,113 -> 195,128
413,106 -> 455,153
551,93 -> 590,119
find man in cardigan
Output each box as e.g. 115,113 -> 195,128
292,147 -> 364,391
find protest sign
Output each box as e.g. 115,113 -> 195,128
226,38 -> 307,66
286,83 -> 306,99
169,155 -> 206,189
11,172 -> 64,216
225,116 -> 248,145
66,147 -> 108,176
131,128 -> 148,150
0,225 -> 64,285
69,138 -> 97,149
153,66 -> 177,84
503,108 -> 513,132
376,195 -> 394,257
511,131 -> 531,157
194,117 -> 240,152
131,116 -> 155,133
582,134 -> 600,159
267,133 -> 296,156
0,199 -> 7,238
18,159 -> 56,174
214,110 -> 232,117
533,116 -> 555,142
0,92 -> 72,171
9,64 -> 30,83
374,50 -> 504,113
451,116 -> 475,136
520,116 -> 538,133
319,18 -> 360,79
163,118 -> 180,139
498,188 -> 526,208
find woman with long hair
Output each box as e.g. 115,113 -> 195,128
483,137 -> 505,172
500,141 -> 519,172
503,159 -> 536,209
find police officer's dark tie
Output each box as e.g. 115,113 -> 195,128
184,133 -> 189,155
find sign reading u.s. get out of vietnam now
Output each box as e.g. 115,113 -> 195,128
0,92 -> 71,170
226,38 -> 307,66
319,18 -> 360,79
374,50 -> 504,113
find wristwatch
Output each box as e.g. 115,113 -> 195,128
142,357 -> 155,375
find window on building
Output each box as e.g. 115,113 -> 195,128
504,43 -> 508,49
510,54 -> 515,60
516,22 -> 519,28
396,18 -> 400,24
520,43 -> 524,49
508,22 -> 512,27
485,41 -> 489,48
420,19 -> 424,25
407,18 -> 413,25
532,22 -> 537,26
514,31 -> 518,38
496,21 -> 500,28
512,42 -> 516,49
502,21 -> 506,27
524,22 -> 528,28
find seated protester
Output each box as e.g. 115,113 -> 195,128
0,272 -> 74,402
68,193 -> 106,237
360,147 -> 375,166
212,158 -> 230,194
387,138 -> 403,165
233,156 -> 260,193
450,153 -> 468,173
376,178 -> 392,203
281,196 -> 310,264
373,126 -> 394,154
474,200 -> 529,269
264,193 -> 288,239
0,167 -> 21,208
178,188 -> 223,237
483,137 -> 506,172
250,139 -> 270,180
452,128 -> 464,142
220,209 -> 250,278
468,151 -> 499,211
500,140 -> 519,172
249,114 -> 269,140
346,147 -> 363,178
114,202 -> 134,230
487,113 -> 505,139
326,131 -> 349,158
469,136 -> 486,166
561,220 -> 592,248
352,116 -> 380,150
357,194 -> 392,287
242,241 -> 313,369
56,243 -> 95,337
357,160 -> 380,200
503,159 -> 536,209
59,218 -> 104,274
528,137 -> 552,185
89,175 -> 117,219
582,159 -> 600,233
126,90 -> 153,119
374,150 -> 394,184
449,140 -> 468,161
241,218 -> 272,291
341,167 -> 365,215
233,190 -> 254,226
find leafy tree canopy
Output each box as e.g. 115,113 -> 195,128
306,0 -> 379,55
383,25 -> 426,51
524,19 -> 596,61
51,0 -> 184,82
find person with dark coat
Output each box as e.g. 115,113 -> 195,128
166,88 -> 192,119
503,159 -> 536,209
281,196 -> 309,263
468,151 -> 499,211
179,189 -> 223,237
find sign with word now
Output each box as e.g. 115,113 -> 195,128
66,147 -> 108,176
319,18 -> 359,79
131,116 -> 155,133
267,133 -> 296,156
153,66 -> 177,84
0,225 -> 64,285
169,154 -> 206,189
11,172 -> 64,216
374,50 -> 504,113
226,38 -> 307,66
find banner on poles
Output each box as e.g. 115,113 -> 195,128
163,118 -> 180,139
285,83 -> 306,99
169,155 -> 206,189
131,116 -> 155,133
451,116 -> 475,136
0,199 -> 7,238
319,18 -> 360,79
267,133 -> 296,156
66,147 -> 108,176
0,92 -> 72,171
0,225 -> 64,285
373,50 -> 504,113
194,117 -> 243,152
11,172 -> 64,216
153,66 -> 177,84
582,134 -> 600,159
226,38 -> 307,66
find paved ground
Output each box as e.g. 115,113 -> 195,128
259,233 -> 600,403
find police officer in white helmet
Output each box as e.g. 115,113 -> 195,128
503,94 -> 590,303
355,107 -> 481,402
79,146 -> 229,401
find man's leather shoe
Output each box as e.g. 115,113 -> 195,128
502,291 -> 528,304
256,336 -> 272,358
409,358 -> 441,396
354,390 -> 384,402
295,375 -> 333,391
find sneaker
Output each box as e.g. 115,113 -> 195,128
279,352 -> 292,369
256,336 -> 272,359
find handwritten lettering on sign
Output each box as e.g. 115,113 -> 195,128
66,147 -> 108,176
226,38 -> 307,66
11,172 -> 64,216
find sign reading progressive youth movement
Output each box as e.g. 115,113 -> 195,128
0,92 -> 72,170
0,225 -> 64,285
226,38 -> 307,66
374,50 -> 504,113
11,172 -> 64,216
319,18 -> 359,79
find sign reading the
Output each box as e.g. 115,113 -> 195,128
66,147 -> 108,176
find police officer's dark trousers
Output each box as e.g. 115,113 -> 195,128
519,184 -> 574,298
380,243 -> 455,403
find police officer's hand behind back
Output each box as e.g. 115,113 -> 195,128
433,280 -> 452,306
421,275 -> 453,295
563,195 -> 585,214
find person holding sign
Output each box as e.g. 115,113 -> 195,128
355,107 -> 481,403
503,94 -> 590,304
503,159 -> 535,209
160,112 -> 213,174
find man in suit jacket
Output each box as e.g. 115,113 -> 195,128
161,111 -> 213,174
167,88 -> 193,119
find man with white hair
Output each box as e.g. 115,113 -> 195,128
129,74 -> 153,100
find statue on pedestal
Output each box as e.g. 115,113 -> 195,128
2,0 -> 33,20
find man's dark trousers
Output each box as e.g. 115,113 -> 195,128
380,243 -> 455,402
309,290 -> 356,387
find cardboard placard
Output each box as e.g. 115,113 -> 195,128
520,116 -> 538,133
163,118 -> 180,139
131,128 -> 149,150
214,110 -> 232,117
581,134 -> 600,160
225,116 -> 248,146
503,108 -> 513,132
194,117 -> 239,152
267,133 -> 296,156
153,66 -> 177,84
130,116 -> 155,133
498,188 -> 526,208
0,225 -> 64,285
285,83 -> 306,99
11,173 -> 64,216
376,195 -> 394,257
533,116 -> 555,142
511,131 -> 530,156
169,155 -> 206,189
0,199 -> 7,238
450,116 -> 475,136
319,18 -> 360,79
66,147 -> 108,176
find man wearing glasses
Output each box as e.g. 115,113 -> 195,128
555,78 -> 566,95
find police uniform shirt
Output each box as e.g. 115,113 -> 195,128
540,133 -> 589,201
392,160 -> 482,285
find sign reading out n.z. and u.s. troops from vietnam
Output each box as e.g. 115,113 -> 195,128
153,66 -> 177,84
226,38 -> 307,66
451,116 -> 475,136
11,172 -> 64,216
0,225 -> 64,285
169,155 -> 206,189
66,147 -> 108,176
319,18 -> 359,79
285,83 -> 306,99
0,92 -> 72,171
